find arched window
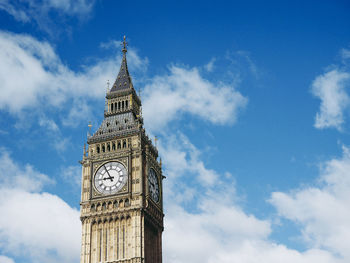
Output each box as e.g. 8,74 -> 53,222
125,100 -> 128,109
111,103 -> 114,112
107,144 -> 110,151
115,102 -> 117,111
117,141 -> 121,149
123,140 -> 126,148
102,145 -> 105,152
118,101 -> 121,110
122,101 -> 124,109
112,143 -> 116,151
124,198 -> 130,207
97,146 -> 100,153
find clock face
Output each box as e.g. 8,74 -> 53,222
94,161 -> 127,195
148,168 -> 160,202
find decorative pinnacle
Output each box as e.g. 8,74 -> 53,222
122,35 -> 128,53
87,122 -> 92,137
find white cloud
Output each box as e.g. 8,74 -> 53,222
61,165 -> 82,188
164,202 -> 272,263
61,99 -> 93,127
39,116 -> 59,132
38,115 -> 72,152
236,50 -> 259,77
157,133 -> 223,208
0,0 -> 94,23
143,65 -> 247,131
270,145 -> 350,260
0,149 -> 80,263
0,189 -> 81,263
0,255 -> 15,263
0,31 -> 114,114
0,1 -> 29,22
341,48 -> 350,61
205,57 -> 216,72
312,69 -> 350,130
0,149 -> 54,192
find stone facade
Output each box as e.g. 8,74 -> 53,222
79,37 -> 164,263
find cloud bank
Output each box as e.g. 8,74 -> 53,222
0,150 -> 81,263
162,136 -> 349,263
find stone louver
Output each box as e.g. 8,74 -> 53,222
87,112 -> 139,143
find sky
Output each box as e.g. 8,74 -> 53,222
0,0 -> 350,263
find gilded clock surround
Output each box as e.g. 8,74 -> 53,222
79,36 -> 164,263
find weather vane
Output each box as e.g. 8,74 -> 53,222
122,35 -> 128,53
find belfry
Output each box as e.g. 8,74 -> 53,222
79,36 -> 164,263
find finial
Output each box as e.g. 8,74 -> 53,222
83,144 -> 86,157
107,80 -> 110,91
87,122 -> 92,137
154,136 -> 158,147
122,35 -> 128,53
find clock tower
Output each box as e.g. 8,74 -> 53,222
79,37 -> 164,263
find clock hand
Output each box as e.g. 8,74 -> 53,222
104,165 -> 114,181
103,177 -> 114,181
97,177 -> 115,181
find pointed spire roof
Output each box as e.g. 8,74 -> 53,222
110,36 -> 133,93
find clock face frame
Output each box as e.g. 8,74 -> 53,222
148,168 -> 160,203
93,161 -> 128,195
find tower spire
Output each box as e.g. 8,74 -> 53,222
109,35 -> 133,93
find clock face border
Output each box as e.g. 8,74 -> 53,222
148,167 -> 160,203
91,158 -> 129,198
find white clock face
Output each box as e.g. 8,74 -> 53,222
94,161 -> 127,195
148,168 -> 159,202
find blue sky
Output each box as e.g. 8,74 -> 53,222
0,1 -> 350,263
